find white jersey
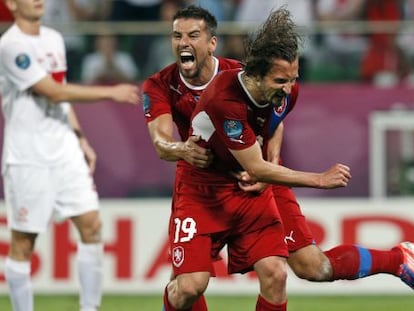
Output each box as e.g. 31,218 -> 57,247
0,24 -> 81,171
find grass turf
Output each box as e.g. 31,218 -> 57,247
1,294 -> 413,310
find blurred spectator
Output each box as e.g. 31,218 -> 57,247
398,0 -> 414,85
109,0 -> 163,21
219,34 -> 247,62
235,0 -> 318,81
144,0 -> 185,77
106,0 -> 164,77
319,0 -> 410,86
81,34 -> 139,84
42,0 -> 106,81
362,0 -> 409,85
316,0 -> 368,81
185,0 -> 238,21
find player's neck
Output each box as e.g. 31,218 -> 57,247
16,17 -> 41,36
190,56 -> 216,86
241,72 -> 263,104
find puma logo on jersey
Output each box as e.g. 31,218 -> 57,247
284,230 -> 295,244
170,84 -> 182,95
256,117 -> 265,127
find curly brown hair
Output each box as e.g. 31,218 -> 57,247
244,7 -> 302,78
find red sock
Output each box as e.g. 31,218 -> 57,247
324,245 -> 403,280
163,285 -> 177,311
255,295 -> 287,311
162,285 -> 208,311
192,295 -> 208,311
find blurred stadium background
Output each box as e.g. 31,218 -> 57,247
1,0 -> 414,309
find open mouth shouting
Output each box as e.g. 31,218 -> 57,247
180,51 -> 195,71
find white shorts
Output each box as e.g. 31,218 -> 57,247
3,157 -> 99,233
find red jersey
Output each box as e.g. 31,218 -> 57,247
142,57 -> 242,179
189,68 -> 299,184
142,57 -> 242,140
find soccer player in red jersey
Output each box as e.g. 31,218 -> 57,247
142,5 -> 241,311
143,5 -> 414,311
181,9 -> 350,311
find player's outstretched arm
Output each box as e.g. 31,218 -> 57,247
230,141 -> 351,189
32,75 -> 139,105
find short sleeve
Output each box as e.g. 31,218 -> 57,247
142,76 -> 172,123
208,100 -> 257,151
1,40 -> 47,91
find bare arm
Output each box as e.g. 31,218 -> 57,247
147,114 -> 213,168
32,75 -> 139,105
230,140 -> 351,189
236,123 -> 284,192
68,107 -> 97,174
267,122 -> 284,164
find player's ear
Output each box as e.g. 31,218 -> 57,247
208,36 -> 217,55
5,0 -> 16,13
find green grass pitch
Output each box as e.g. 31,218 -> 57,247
0,294 -> 413,310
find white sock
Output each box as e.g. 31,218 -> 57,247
5,257 -> 33,311
77,242 -> 103,311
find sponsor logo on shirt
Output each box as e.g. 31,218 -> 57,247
15,53 -> 30,69
224,120 -> 243,138
142,93 -> 151,117
224,119 -> 245,144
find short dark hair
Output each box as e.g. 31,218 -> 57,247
244,8 -> 301,78
173,5 -> 217,37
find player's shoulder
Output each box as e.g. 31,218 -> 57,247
291,82 -> 300,101
288,81 -> 300,110
0,24 -> 19,45
39,25 -> 64,41
213,66 -> 241,85
204,69 -> 243,107
143,63 -> 178,88
217,57 -> 243,70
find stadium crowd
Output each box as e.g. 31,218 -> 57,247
2,0 -> 414,85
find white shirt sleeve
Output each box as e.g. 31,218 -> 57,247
1,40 -> 47,91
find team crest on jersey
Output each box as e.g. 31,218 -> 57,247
15,53 -> 31,69
142,93 -> 151,117
172,246 -> 184,267
274,97 -> 288,116
224,120 -> 243,138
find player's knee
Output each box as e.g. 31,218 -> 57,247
290,256 -> 332,281
10,232 -> 37,260
256,258 -> 288,292
177,273 -> 209,305
268,263 -> 288,286
79,217 -> 102,243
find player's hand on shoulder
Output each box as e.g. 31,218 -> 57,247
183,135 -> 213,168
320,163 -> 351,189
111,83 -> 140,105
